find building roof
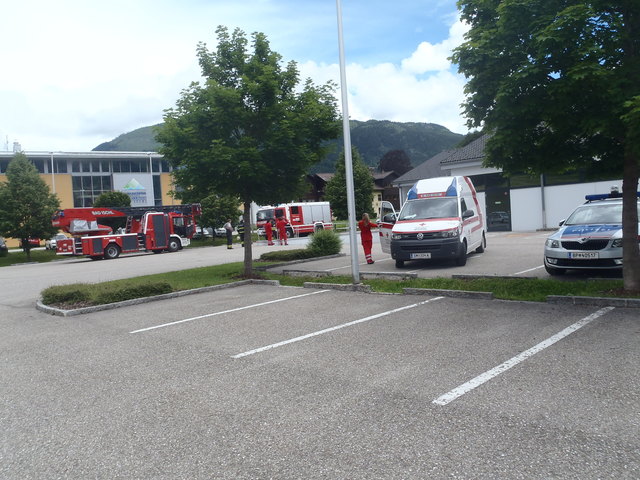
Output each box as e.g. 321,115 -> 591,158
393,133 -> 491,187
393,148 -> 453,185
0,150 -> 163,160
440,133 -> 488,165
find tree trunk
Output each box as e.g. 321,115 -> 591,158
622,148 -> 640,292
243,200 -> 253,278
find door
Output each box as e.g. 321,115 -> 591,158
379,201 -> 397,254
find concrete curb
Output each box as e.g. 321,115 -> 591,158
303,282 -> 373,293
452,274 -> 537,281
403,287 -> 494,300
282,269 -> 417,281
36,279 -> 281,317
255,253 -> 346,271
547,295 -> 640,308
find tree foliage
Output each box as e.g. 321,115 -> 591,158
156,26 -> 339,275
0,153 -> 60,259
93,191 -> 132,208
377,149 -> 413,175
92,191 -> 132,233
199,194 -> 242,231
325,148 -> 374,220
452,0 -> 640,291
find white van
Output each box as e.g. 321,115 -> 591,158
380,176 -> 486,268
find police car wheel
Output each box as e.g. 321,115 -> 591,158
544,263 -> 565,276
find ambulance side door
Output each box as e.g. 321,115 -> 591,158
379,201 -> 397,254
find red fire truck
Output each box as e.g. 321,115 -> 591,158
255,202 -> 333,237
51,204 -> 201,260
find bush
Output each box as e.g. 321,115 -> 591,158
41,287 -> 91,306
260,249 -> 315,262
307,229 -> 342,256
95,282 -> 173,304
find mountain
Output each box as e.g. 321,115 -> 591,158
93,120 -> 463,172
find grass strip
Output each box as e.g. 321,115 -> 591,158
40,262 -> 635,309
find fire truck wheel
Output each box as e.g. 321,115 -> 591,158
104,243 -> 121,260
167,238 -> 180,252
286,227 -> 294,238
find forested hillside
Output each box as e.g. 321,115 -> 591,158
94,120 -> 463,172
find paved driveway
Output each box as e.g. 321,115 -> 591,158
2,281 -> 638,478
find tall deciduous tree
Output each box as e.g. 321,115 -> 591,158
0,153 -> 60,260
325,147 -> 374,220
378,149 -> 412,175
92,191 -> 132,233
156,26 -> 339,275
452,1 -> 640,291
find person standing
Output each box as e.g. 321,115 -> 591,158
358,213 -> 378,264
224,219 -> 233,249
264,219 -> 275,246
237,220 -> 245,247
275,216 -> 288,245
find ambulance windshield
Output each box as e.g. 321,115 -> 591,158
398,198 -> 458,221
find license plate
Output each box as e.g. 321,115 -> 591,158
569,252 -> 599,259
410,253 -> 431,259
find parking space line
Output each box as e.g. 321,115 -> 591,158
326,256 -> 393,272
514,265 -> 544,275
232,296 -> 444,359
129,290 -> 329,334
432,307 -> 615,406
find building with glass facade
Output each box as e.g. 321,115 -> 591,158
0,151 -> 178,210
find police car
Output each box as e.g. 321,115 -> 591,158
544,188 -> 639,275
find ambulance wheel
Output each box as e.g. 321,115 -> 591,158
314,224 -> 324,233
455,240 -> 467,266
167,238 -> 180,252
395,259 -> 404,268
475,233 -> 486,253
104,244 -> 121,260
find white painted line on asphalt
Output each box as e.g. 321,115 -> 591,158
326,256 -> 393,271
514,265 -> 545,275
232,296 -> 444,359
432,307 -> 615,406
129,290 -> 329,334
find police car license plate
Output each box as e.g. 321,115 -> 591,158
569,252 -> 599,259
410,253 -> 431,259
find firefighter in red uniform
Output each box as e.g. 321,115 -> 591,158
264,219 -> 275,245
275,216 -> 288,245
358,212 -> 378,264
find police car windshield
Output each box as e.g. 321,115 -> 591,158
398,197 -> 458,221
565,202 -> 623,225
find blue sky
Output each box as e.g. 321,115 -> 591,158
0,0 -> 468,152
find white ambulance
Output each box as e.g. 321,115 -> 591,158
379,176 -> 486,268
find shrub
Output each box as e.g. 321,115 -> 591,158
41,287 -> 91,306
95,282 -> 173,304
260,249 -> 315,262
307,229 -> 342,256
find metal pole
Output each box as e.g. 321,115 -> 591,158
336,0 -> 360,283
50,152 -> 56,193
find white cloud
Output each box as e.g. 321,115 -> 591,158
299,17 -> 469,134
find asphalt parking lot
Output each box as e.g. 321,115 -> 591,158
2,278 -> 638,478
